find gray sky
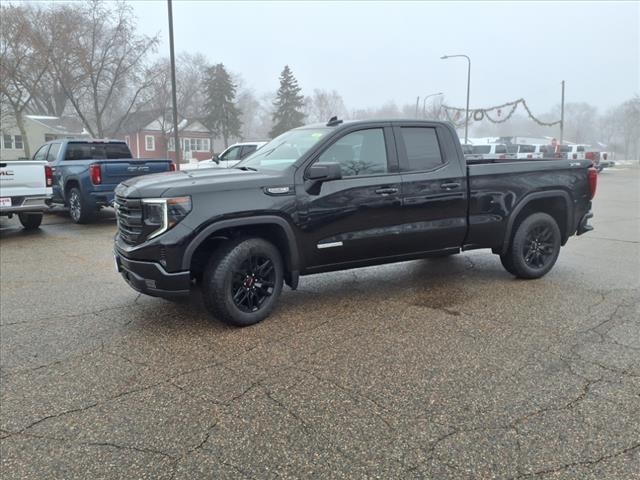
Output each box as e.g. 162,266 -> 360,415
131,1 -> 638,113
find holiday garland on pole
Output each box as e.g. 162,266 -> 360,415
442,98 -> 560,127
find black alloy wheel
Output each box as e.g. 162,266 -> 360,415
231,255 -> 276,313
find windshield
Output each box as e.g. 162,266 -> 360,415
235,128 -> 331,171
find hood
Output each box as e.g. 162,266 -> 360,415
115,167 -> 290,199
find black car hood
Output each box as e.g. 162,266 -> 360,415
115,168 -> 290,198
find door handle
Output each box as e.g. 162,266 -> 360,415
440,182 -> 461,190
375,187 -> 398,196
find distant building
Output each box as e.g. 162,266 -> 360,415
0,115 -> 87,160
117,112 -> 213,162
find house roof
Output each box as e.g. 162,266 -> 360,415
116,111 -> 211,135
26,115 -> 86,135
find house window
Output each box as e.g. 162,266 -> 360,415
124,135 -> 130,146
145,135 -> 155,151
14,135 -> 23,149
203,139 -> 211,151
168,137 -> 175,151
3,134 -> 13,149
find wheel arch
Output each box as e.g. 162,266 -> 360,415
183,215 -> 301,289
501,190 -> 573,255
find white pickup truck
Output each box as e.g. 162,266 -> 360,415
0,160 -> 53,229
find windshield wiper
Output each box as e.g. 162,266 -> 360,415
235,166 -> 258,171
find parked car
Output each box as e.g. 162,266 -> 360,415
507,144 -> 543,160
562,145 -> 588,160
34,139 -> 175,223
0,159 -> 52,229
114,119 -> 596,327
466,143 -> 513,161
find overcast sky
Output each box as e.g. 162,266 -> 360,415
132,1 -> 638,113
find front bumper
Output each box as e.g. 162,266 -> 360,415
577,211 -> 594,236
114,249 -> 191,298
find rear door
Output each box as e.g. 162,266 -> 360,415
394,122 -> 468,252
296,125 -> 405,269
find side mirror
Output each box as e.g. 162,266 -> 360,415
212,154 -> 220,164
307,162 -> 342,182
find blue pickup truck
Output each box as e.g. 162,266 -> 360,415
32,139 -> 175,223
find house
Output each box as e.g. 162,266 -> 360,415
0,115 -> 87,160
117,112 -> 213,162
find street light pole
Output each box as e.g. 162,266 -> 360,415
441,54 -> 471,144
422,92 -> 444,118
560,80 -> 565,145
167,0 -> 181,168
415,96 -> 420,118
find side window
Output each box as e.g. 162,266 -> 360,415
495,145 -> 507,154
46,143 -> 61,162
317,128 -> 388,177
240,145 -> 257,158
33,145 -> 50,161
399,127 -> 443,171
222,146 -> 242,161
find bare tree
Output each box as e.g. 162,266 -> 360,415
0,4 -> 50,157
47,0 -> 159,137
304,89 -> 347,123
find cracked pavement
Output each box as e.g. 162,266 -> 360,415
1,167 -> 639,479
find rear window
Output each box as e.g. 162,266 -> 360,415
559,145 -> 571,153
577,146 -> 585,152
461,145 -> 473,154
64,142 -> 132,160
507,145 -> 518,154
518,144 -> 535,153
471,145 -> 491,154
495,145 -> 507,154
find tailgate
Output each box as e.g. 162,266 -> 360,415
101,160 -> 171,183
0,161 -> 47,197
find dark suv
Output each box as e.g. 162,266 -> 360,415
114,119 -> 595,326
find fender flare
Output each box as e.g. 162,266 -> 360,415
501,190 -> 573,254
181,215 -> 301,287
63,177 -> 82,200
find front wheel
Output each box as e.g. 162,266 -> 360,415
202,238 -> 284,327
18,212 -> 43,230
68,187 -> 94,224
500,212 -> 561,279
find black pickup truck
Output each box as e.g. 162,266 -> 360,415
114,119 -> 596,326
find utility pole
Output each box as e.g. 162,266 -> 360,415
415,96 -> 420,118
560,80 -> 565,145
167,0 -> 181,168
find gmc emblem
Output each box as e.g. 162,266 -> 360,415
127,166 -> 149,172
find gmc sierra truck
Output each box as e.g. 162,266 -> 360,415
114,119 -> 596,327
0,160 -> 52,229
33,139 -> 175,223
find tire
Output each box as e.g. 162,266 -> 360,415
68,187 -> 94,224
202,237 -> 284,327
500,212 -> 561,279
18,212 -> 43,230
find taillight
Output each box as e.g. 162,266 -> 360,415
572,153 -> 577,159
44,165 -> 53,187
89,164 -> 102,185
587,167 -> 597,199
499,154 -> 506,159
603,153 -> 608,160
169,162 -> 176,172
585,152 -> 594,160
527,154 -> 532,159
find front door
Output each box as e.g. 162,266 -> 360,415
296,126 -> 405,270
393,123 -> 468,252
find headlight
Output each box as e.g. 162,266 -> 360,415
142,196 -> 191,239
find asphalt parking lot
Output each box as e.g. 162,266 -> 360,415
1,167 -> 638,479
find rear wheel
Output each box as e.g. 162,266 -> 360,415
18,212 -> 43,230
202,237 -> 284,327
500,212 -> 561,279
68,187 -> 94,224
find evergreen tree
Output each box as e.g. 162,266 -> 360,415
269,65 -> 305,138
204,63 -> 242,148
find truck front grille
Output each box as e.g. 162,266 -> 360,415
115,196 -> 144,245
